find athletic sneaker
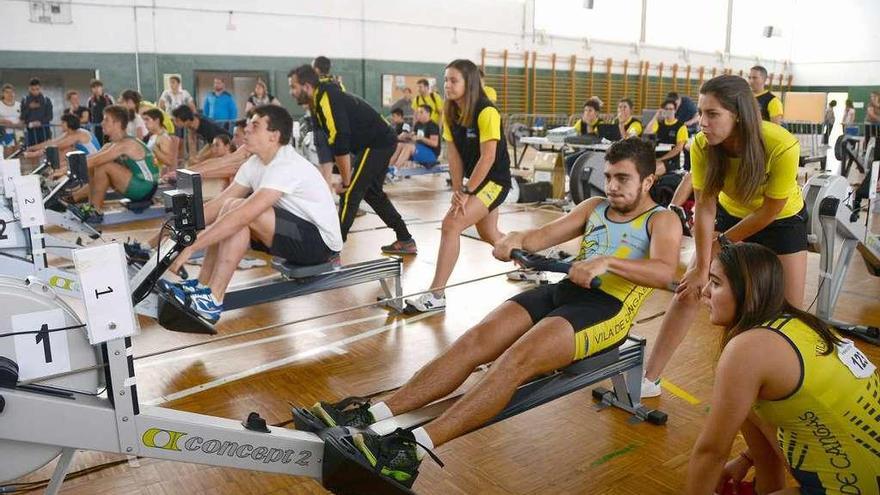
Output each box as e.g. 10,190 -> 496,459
507,270 -> 548,284
158,278 -> 200,294
405,292 -> 446,313
381,239 -> 417,255
169,285 -> 222,323
310,397 -> 375,429
641,376 -> 662,398
73,203 -> 104,225
352,428 -> 442,489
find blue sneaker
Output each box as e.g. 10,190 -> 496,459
169,285 -> 222,323
158,278 -> 200,294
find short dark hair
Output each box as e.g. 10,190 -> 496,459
583,100 -> 600,112
829,100 -> 837,107
142,108 -> 164,123
605,137 -> 657,180
121,89 -> 142,106
662,98 -> 677,108
103,105 -> 130,128
61,113 -> 81,130
171,105 -> 195,122
169,75 -> 181,84
666,91 -> 680,100
750,65 -> 768,78
418,104 -> 432,114
403,87 -> 412,94
234,118 -> 247,129
391,108 -> 404,117
251,105 -> 293,145
29,78 -> 41,87
619,98 -> 634,109
313,56 -> 332,76
213,133 -> 234,151
1,84 -> 13,92
289,64 -> 320,87
89,79 -> 104,88
417,79 -> 429,87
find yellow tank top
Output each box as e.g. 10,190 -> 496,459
752,316 -> 880,494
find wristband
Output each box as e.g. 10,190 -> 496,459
461,186 -> 476,195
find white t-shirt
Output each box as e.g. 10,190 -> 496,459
234,144 -> 343,252
126,114 -> 148,139
159,89 -> 193,112
0,100 -> 20,135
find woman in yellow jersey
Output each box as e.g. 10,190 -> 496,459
686,242 -> 879,494
405,59 -> 512,313
642,75 -> 809,397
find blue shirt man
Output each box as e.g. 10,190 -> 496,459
203,78 -> 238,127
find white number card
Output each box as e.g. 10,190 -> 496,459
73,243 -> 140,344
836,339 -> 877,379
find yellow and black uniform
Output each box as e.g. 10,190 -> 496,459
755,90 -> 784,122
413,91 -> 443,124
614,117 -> 643,137
442,96 -> 511,211
312,81 -> 412,242
574,118 -> 603,136
691,120 -> 807,254
650,118 -> 688,171
483,85 -> 497,103
752,316 -> 880,494
319,75 -> 346,92
510,200 -> 663,360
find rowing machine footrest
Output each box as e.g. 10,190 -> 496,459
120,198 -> 155,213
156,289 -> 217,335
320,427 -> 416,495
271,255 -> 341,279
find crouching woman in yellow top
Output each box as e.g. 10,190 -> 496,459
686,242 -> 880,495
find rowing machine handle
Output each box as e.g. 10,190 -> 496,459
509,249 -> 601,289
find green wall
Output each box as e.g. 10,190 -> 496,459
0,50 -> 447,116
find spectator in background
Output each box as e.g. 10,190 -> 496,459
866,91 -> 880,161
614,98 -> 642,138
203,78 -> 238,130
171,105 -> 229,163
389,108 -> 412,137
412,78 -> 443,124
564,99 -> 603,174
390,87 -> 413,118
823,100 -> 837,144
842,99 -> 856,133
121,89 -> 174,135
119,90 -> 148,140
748,65 -> 784,124
87,79 -> 114,144
0,84 -> 22,148
313,55 -> 346,90
245,80 -> 281,113
63,90 -> 90,125
20,78 -> 53,147
231,119 -> 247,149
158,75 -> 195,115
668,91 -> 699,132
479,68 -> 497,103
388,104 -> 440,169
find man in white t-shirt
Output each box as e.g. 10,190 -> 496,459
166,105 -> 342,323
0,84 -> 22,147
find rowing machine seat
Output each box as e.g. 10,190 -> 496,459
271,255 -> 341,279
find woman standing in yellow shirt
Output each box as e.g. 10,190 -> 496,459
642,75 -> 808,397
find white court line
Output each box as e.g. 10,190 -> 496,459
138,313 -> 388,369
142,311 -> 437,406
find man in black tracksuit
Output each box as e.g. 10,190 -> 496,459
288,64 -> 416,254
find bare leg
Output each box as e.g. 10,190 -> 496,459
742,412 -> 788,494
778,251 -> 807,309
89,162 -> 132,210
388,142 -> 404,165
474,207 -> 504,245
394,143 -> 415,167
385,302 -> 534,415
424,316 -> 575,446
198,198 -> 241,286
428,195 -> 491,295
644,290 -> 702,382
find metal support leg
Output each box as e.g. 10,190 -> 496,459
45,448 -> 76,495
380,275 -> 404,312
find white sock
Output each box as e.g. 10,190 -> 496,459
368,401 -> 393,422
410,427 -> 434,460
211,294 -> 222,306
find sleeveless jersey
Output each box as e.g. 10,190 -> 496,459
656,118 -> 686,171
146,132 -> 168,167
755,90 -> 778,121
575,200 -> 664,302
753,316 -> 880,494
117,137 -> 159,183
74,129 -> 101,156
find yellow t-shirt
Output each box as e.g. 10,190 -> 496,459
753,316 -> 880,494
649,119 -> 689,143
755,90 -> 784,119
412,92 -> 443,124
617,117 -> 642,137
691,120 -> 803,219
442,106 -> 501,143
483,85 -> 497,103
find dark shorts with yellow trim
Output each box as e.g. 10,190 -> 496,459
510,279 -> 630,360
472,179 -> 509,212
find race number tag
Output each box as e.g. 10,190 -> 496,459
12,175 -> 46,228
73,243 -> 140,345
836,339 -> 876,379
12,309 -> 71,381
0,207 -> 22,249
0,159 -> 21,198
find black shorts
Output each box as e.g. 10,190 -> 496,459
313,128 -> 334,165
250,207 -> 337,265
715,204 -> 808,255
510,280 -> 632,360
472,179 -> 510,212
